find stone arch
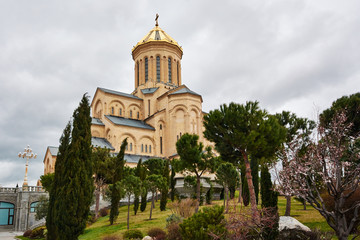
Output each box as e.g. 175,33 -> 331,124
120,133 -> 136,153
109,100 -> 125,116
94,99 -> 103,119
128,103 -> 141,118
92,130 -> 100,138
139,136 -> 155,154
105,128 -> 111,140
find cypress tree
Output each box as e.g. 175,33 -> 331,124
261,164 -> 279,239
160,159 -> 170,211
109,138 -> 127,225
170,167 -> 176,201
133,158 -> 142,215
250,157 -> 259,204
139,159 -> 148,212
55,94 -> 94,240
46,122 -> 71,240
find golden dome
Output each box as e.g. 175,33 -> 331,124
132,25 -> 182,52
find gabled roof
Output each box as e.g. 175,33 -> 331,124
141,87 -> 159,95
123,154 -> 160,163
48,146 -> 58,156
92,137 -> 115,150
91,118 -> 105,126
169,86 -> 201,97
98,87 -> 142,100
45,137 -> 115,156
105,115 -> 155,130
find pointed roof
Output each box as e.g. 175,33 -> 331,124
132,25 -> 182,52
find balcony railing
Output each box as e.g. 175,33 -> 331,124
0,186 -> 44,193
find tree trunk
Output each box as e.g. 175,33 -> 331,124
196,175 -> 201,213
285,195 -> 291,216
303,200 -> 306,210
223,187 -> 226,207
238,174 -> 242,204
244,155 -> 259,221
127,196 -> 130,230
149,193 -> 154,220
225,186 -> 229,213
95,186 -> 100,218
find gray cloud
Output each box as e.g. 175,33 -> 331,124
1,0 -> 359,187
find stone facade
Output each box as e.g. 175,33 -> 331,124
0,186 -> 46,231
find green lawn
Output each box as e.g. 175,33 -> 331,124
19,196 -> 336,240
80,196 -> 335,239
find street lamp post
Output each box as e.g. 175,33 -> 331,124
18,145 -> 37,190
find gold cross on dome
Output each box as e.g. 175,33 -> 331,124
155,13 -> 159,26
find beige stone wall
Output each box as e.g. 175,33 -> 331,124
43,148 -> 56,175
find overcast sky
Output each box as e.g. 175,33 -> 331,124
1,0 -> 359,187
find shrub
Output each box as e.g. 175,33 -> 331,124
87,211 -> 96,224
166,213 -> 182,226
123,229 -> 143,240
99,207 -> 109,217
167,223 -> 182,240
168,198 -> 198,218
23,229 -> 32,237
102,235 -> 121,240
147,227 -> 167,240
29,226 -> 46,239
180,205 -> 226,240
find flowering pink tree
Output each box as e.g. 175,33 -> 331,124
280,111 -> 360,240
274,111 -> 315,216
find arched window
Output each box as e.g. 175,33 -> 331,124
160,137 -> 163,154
137,112 -> 139,119
130,143 -> 132,151
156,56 -> 160,82
137,61 -> 140,86
145,145 -> 148,153
119,108 -> 122,116
111,107 -> 114,115
160,124 -> 162,130
168,58 -> 172,83
30,202 -> 38,213
145,57 -> 148,82
141,144 -> 144,152
0,202 -> 15,225
149,145 -> 152,153
130,110 -> 133,118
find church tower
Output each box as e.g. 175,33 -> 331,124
132,15 -> 183,89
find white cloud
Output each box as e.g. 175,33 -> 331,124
1,0 -> 359,186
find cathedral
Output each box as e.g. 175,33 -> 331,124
43,18 -> 212,173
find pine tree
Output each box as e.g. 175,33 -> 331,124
109,138 -> 127,225
55,94 -> 94,240
261,164 -> 279,239
46,122 -> 71,240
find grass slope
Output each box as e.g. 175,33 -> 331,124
80,196 -> 334,239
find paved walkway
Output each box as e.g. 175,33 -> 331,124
0,231 -> 23,240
